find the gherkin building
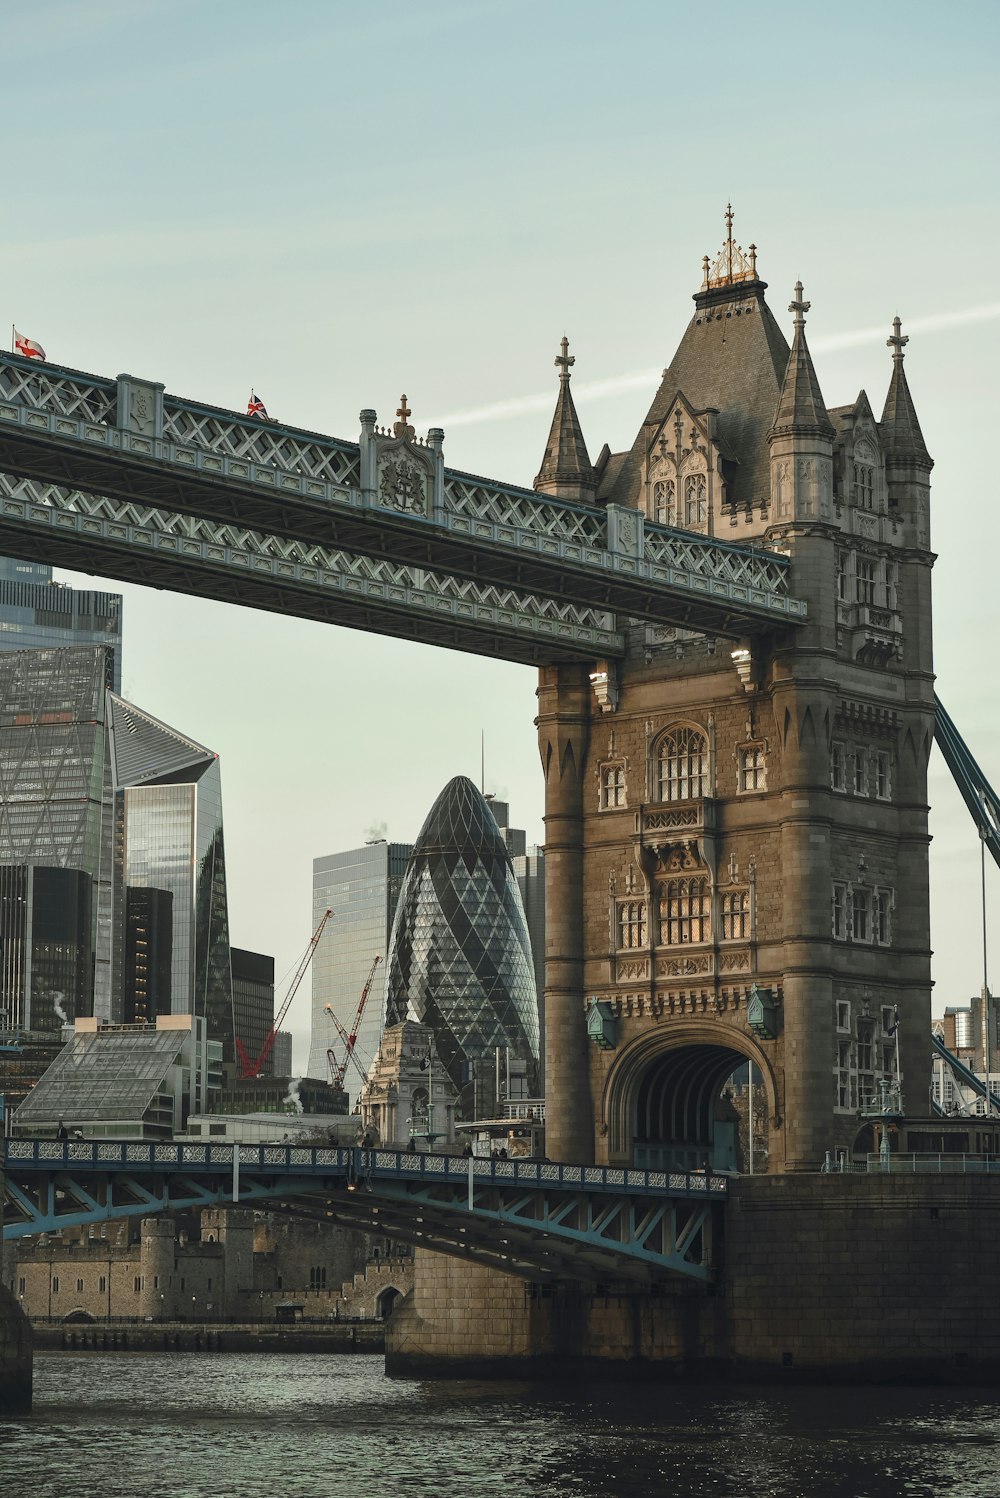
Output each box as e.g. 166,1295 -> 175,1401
384,776 -> 539,1108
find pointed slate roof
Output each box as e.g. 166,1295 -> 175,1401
879,317 -> 932,468
605,274 -> 790,510
107,691 -> 216,790
769,282 -> 834,441
534,337 -> 597,495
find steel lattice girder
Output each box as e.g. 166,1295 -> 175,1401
0,479 -> 623,666
1,1142 -> 724,1284
0,355 -> 805,636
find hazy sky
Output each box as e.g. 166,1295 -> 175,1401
5,0 -> 999,1068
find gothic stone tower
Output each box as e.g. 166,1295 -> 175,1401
535,212 -> 934,1172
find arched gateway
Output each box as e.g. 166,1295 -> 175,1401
603,1024 -> 777,1173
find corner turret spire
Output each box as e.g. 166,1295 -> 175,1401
533,335 -> 598,500
879,316 -> 932,469
769,281 -> 834,439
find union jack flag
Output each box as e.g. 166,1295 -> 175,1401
14,329 -> 46,361
247,390 -> 268,420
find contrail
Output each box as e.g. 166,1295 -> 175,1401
429,302 -> 1000,431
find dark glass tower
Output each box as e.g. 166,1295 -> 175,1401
0,557 -> 122,691
384,776 -> 540,1111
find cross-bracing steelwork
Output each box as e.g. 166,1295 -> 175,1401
0,352 -> 805,662
1,1140 -> 723,1286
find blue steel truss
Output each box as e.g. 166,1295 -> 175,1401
0,352 -> 805,640
1,1140 -> 725,1285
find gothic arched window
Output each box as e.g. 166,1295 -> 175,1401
657,726 -> 708,802
618,901 -> 648,949
601,763 -> 627,809
684,473 -> 707,526
721,888 -> 750,941
653,478 -> 676,526
661,877 -> 709,945
852,461 -> 875,511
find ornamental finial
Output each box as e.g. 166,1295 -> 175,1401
555,335 -> 575,382
887,315 -> 909,363
704,205 -> 758,288
789,280 -> 811,329
393,394 -> 415,438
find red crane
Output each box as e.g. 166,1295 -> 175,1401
236,907 -> 334,1079
325,954 -> 381,1090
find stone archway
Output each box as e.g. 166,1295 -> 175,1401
375,1286 -> 402,1321
602,1021 -> 778,1172
62,1308 -> 97,1324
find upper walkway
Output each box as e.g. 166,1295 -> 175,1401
0,352 -> 805,651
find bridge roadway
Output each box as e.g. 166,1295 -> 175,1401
0,1139 -> 724,1287
0,352 -> 805,655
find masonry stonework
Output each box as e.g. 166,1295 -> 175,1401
536,222 -> 934,1174
388,1178 -> 1000,1381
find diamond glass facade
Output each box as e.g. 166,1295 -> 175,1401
384,776 -> 540,1110
0,646 -> 116,1024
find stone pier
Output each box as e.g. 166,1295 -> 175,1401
387,1175 -> 1000,1383
0,1283 -> 32,1411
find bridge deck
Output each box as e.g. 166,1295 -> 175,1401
0,352 -> 805,639
2,1140 -> 726,1285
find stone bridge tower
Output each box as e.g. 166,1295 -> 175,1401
536,212 -> 934,1172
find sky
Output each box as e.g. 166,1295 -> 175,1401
5,0 -> 1000,1069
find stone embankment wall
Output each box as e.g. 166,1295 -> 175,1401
33,1320 -> 385,1355
387,1175 -> 1000,1382
0,1284 -> 32,1410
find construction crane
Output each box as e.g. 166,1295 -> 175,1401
236,907 -> 334,1079
325,954 -> 381,1091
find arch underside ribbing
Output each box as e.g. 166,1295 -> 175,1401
605,1025 -> 778,1172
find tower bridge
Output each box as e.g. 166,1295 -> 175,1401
0,212 -> 947,1186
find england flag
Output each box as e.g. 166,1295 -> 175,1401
14,329 -> 46,361
247,390 -> 268,420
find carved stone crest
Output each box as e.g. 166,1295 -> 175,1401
379,451 -> 426,514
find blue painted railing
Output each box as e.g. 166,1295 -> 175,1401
3,1139 -> 727,1200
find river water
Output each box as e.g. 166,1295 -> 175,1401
3,1352 -> 1000,1497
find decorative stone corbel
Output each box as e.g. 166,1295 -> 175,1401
731,641 -> 756,693
590,660 -> 619,713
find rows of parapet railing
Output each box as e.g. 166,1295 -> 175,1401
4,1139 -> 728,1197
0,351 -> 797,609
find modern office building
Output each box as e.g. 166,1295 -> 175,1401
0,556 -> 122,691
306,841 -> 412,1101
231,947 -> 275,1078
122,886 -> 173,1025
0,645 -> 117,1025
383,776 -> 540,1117
271,1030 -> 293,1079
107,693 -> 235,1061
488,798 -> 546,1058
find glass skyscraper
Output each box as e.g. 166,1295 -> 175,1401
0,557 -> 122,691
0,645 -> 116,1026
306,841 -> 412,1100
383,776 -> 540,1113
107,693 -> 234,1060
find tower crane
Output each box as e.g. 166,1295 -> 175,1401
236,907 -> 333,1080
325,954 -> 381,1091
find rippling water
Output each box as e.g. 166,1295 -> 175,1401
3,1352 -> 1000,1497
